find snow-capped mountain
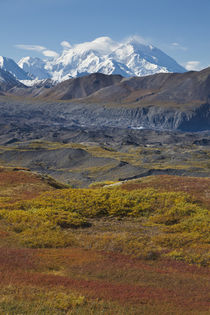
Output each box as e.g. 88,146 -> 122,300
18,57 -> 51,80
18,36 -> 186,82
0,56 -> 31,80
109,38 -> 185,76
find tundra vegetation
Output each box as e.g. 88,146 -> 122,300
0,168 -> 209,314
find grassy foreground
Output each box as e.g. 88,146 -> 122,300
0,169 -> 209,314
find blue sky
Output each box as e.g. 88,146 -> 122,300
1,0 -> 210,70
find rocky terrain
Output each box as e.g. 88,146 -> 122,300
0,95 -> 209,186
0,68 -> 209,186
0,68 -> 209,131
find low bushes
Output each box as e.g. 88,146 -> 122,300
0,186 -> 209,265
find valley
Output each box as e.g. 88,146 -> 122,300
0,83 -> 209,186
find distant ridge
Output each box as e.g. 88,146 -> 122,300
8,67 -> 210,107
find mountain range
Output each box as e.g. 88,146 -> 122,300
0,36 -> 209,133
1,37 -> 186,83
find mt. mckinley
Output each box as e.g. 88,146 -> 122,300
14,36 -> 186,83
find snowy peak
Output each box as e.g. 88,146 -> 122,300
111,38 -> 185,76
18,57 -> 51,80
0,56 -> 31,80
17,36 -> 186,81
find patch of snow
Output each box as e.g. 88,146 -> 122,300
19,78 -> 42,86
131,126 -> 144,130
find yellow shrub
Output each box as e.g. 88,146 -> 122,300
20,226 -> 76,248
0,186 -> 208,264
45,292 -> 85,311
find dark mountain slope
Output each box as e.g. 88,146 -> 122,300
40,73 -> 123,100
0,69 -> 25,91
8,68 -> 210,109
9,79 -> 56,97
87,68 -> 210,105
6,68 -> 210,106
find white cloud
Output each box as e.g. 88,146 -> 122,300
15,44 -> 59,58
185,61 -> 201,71
42,50 -> 59,58
71,36 -> 119,55
124,35 -> 149,46
170,42 -> 187,51
15,44 -> 46,52
64,35 -> 151,55
61,41 -> 72,49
